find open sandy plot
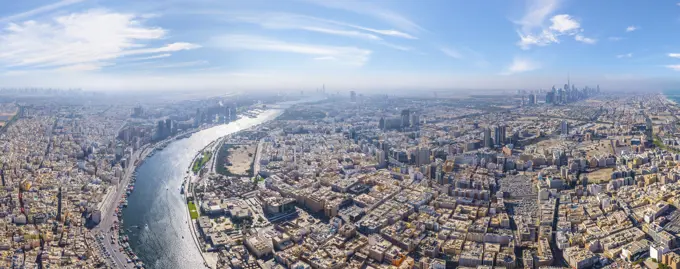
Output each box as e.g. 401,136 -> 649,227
226,144 -> 256,175
579,140 -> 615,157
585,168 -> 614,183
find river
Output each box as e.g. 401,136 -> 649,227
121,109 -> 283,269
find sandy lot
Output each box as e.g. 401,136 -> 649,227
585,168 -> 614,183
579,140 -> 615,157
227,144 -> 256,175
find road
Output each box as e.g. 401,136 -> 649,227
252,139 -> 264,178
94,144 -> 151,269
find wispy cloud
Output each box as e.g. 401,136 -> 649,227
625,25 -> 638,32
0,9 -> 200,71
211,35 -> 371,66
0,0 -> 85,23
616,53 -> 632,58
125,54 -> 172,61
226,12 -> 417,40
514,0 -> 595,49
440,47 -> 462,59
303,0 -> 424,34
57,63 -> 110,72
222,11 -> 414,52
608,36 -> 623,41
313,56 -> 337,61
574,35 -> 597,44
226,12 -> 382,41
502,57 -> 540,75
377,42 -> 412,51
515,0 -> 560,32
667,65 -> 680,71
669,53 -> 680,59
153,60 -> 208,69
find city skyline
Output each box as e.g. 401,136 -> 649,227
0,0 -> 680,91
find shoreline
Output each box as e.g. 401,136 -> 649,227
662,92 -> 678,106
97,120 -> 239,268
118,97 -> 322,268
181,110 -> 284,268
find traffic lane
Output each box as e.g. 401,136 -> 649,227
103,232 -> 126,268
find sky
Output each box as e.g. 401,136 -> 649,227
0,0 -> 680,92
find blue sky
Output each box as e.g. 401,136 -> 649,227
0,0 -> 679,92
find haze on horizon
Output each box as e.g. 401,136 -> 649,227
1,0 -> 680,92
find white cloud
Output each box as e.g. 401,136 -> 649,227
574,35 -> 597,44
313,56 -> 337,61
517,29 -> 558,49
377,42 -> 412,51
625,26 -> 638,32
667,65 -> 680,71
211,35 -> 371,66
227,13 -> 382,41
56,63 -> 109,72
225,11 -> 417,44
549,14 -> 580,33
669,53 -> 680,59
125,54 -> 172,61
300,27 -> 380,40
502,57 -> 540,75
608,36 -> 623,41
347,27 -> 416,40
440,47 -> 462,59
616,53 -> 632,58
0,9 -> 200,71
514,0 -> 594,50
516,0 -> 560,32
303,0 -> 424,33
0,0 -> 85,23
153,60 -> 208,69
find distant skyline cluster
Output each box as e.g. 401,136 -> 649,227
0,0 -> 679,91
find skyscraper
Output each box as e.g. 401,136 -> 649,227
415,147 -> 431,166
156,120 -> 165,140
350,91 -> 356,102
494,125 -> 506,146
165,118 -> 173,136
57,187 -> 63,222
561,120 -> 569,135
646,118 -> 653,142
410,113 -> 419,127
484,128 -> 493,148
401,109 -> 410,128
